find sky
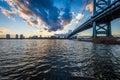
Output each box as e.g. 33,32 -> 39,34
0,0 -> 120,37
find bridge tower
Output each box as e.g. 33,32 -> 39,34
93,0 -> 112,37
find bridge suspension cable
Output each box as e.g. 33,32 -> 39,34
75,0 -> 90,29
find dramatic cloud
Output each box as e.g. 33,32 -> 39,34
0,0 -> 73,32
61,0 -> 73,26
86,2 -> 93,12
0,7 -> 15,18
0,27 -> 9,34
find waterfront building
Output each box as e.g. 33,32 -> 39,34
20,34 -> 24,39
32,36 -> 38,39
16,34 -> 18,39
39,35 -> 42,38
6,34 -> 10,39
54,34 -> 68,38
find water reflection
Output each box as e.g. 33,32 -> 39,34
91,44 -> 120,80
0,40 -> 120,80
80,43 -> 120,80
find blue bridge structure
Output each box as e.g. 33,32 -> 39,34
68,0 -> 120,38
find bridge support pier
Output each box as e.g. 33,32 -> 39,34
93,21 -> 112,37
68,0 -> 120,39
93,0 -> 112,37
106,21 -> 112,36
93,22 -> 97,37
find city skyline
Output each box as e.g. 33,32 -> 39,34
0,29 -> 72,38
0,33 -> 70,39
0,0 -> 120,37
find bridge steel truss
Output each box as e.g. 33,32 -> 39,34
93,0 -> 112,37
68,0 -> 120,38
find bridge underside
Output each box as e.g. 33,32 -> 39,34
68,1 -> 120,38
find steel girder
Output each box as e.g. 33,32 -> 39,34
93,0 -> 111,37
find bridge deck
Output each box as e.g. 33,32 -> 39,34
68,1 -> 120,38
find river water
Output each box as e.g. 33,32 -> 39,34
0,39 -> 120,80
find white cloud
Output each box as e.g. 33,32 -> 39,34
76,13 -> 84,20
86,2 -> 93,12
24,17 -> 41,28
75,20 -> 79,24
0,27 -> 9,34
0,7 -> 15,18
1,0 -> 41,28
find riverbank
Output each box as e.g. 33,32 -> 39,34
0,38 -> 68,39
78,36 -> 120,45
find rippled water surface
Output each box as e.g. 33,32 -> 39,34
0,39 -> 120,80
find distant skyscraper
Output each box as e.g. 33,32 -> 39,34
16,34 -> 18,39
40,35 -> 42,38
20,34 -> 24,39
6,34 -> 10,39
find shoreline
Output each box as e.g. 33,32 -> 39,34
77,36 -> 120,45
0,37 -> 120,45
0,38 -> 68,40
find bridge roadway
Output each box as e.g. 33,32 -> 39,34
68,0 -> 120,38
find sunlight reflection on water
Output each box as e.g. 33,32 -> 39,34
0,39 -> 120,80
